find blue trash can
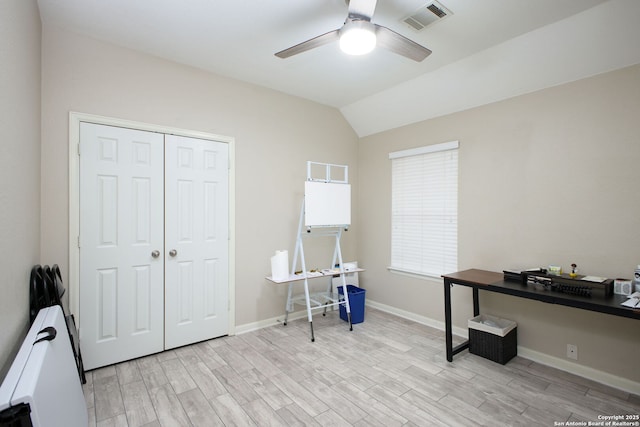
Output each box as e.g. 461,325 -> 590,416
337,285 -> 366,324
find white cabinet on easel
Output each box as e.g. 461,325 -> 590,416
79,122 -> 229,369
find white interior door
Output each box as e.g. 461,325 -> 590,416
164,134 -> 229,349
79,123 -> 165,370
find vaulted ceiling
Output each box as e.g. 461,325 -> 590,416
37,0 -> 640,136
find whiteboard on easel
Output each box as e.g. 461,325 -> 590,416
304,181 -> 351,227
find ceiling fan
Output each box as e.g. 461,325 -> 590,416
275,0 -> 432,62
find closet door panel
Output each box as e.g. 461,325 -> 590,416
79,123 -> 165,370
164,135 -> 229,349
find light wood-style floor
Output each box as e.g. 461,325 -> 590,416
84,308 -> 640,426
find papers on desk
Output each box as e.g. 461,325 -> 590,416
621,292 -> 640,308
581,275 -> 607,283
303,271 -> 323,278
621,298 -> 640,308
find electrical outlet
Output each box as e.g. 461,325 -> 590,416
567,344 -> 578,360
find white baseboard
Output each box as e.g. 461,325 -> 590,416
516,347 -> 639,395
234,310 -> 308,335
365,299 -> 471,338
365,299 -> 638,395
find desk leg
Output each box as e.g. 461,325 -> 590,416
303,279 -> 315,342
444,279 -> 454,362
445,279 -> 473,362
473,287 -> 480,316
283,282 -> 294,325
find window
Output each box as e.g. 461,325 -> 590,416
389,141 -> 458,278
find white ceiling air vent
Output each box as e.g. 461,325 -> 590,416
403,1 -> 452,31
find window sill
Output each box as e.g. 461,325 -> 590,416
387,267 -> 443,283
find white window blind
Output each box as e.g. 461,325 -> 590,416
389,141 -> 458,278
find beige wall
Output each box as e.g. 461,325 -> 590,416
0,0 -> 42,378
40,25 -> 359,328
358,64 -> 640,383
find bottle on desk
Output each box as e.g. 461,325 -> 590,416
634,265 -> 640,292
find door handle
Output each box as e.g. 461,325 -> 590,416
169,249 -> 178,257
151,250 -> 160,258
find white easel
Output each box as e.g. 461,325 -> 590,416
267,162 -> 363,342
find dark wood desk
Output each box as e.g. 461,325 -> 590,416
442,269 -> 640,362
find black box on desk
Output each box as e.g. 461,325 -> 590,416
468,314 -> 517,365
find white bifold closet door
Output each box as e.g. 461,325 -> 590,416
164,134 -> 229,349
79,123 -> 229,370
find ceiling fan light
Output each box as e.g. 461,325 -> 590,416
339,21 -> 377,55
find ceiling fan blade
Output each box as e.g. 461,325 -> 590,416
348,0 -> 377,21
375,25 -> 432,62
275,29 -> 340,58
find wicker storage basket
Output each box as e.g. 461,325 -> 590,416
468,314 -> 517,365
